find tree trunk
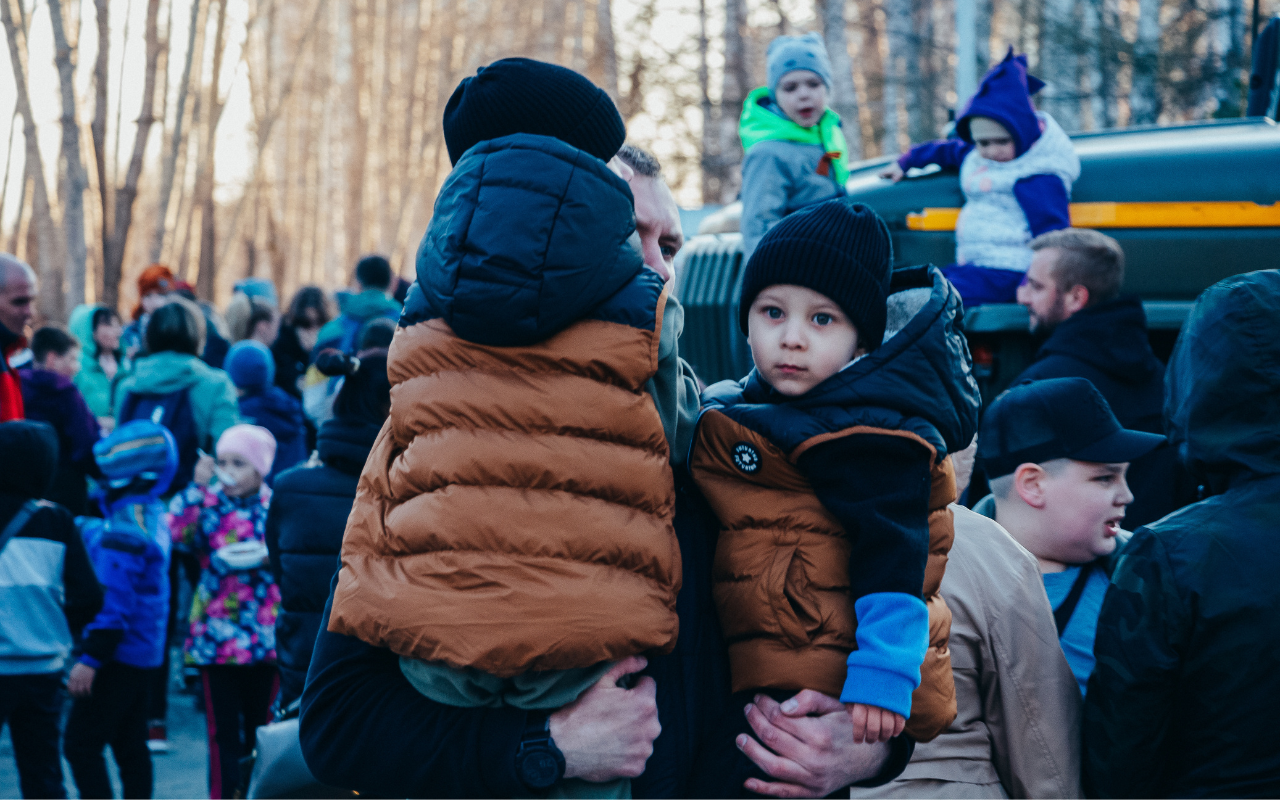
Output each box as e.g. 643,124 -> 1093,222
819,0 -> 863,160
1,0 -> 62,320
718,0 -> 747,203
1129,0 -> 1160,123
344,0 -> 368,271
91,0 -> 109,274
195,0 -> 228,301
882,0 -> 911,151
103,0 -> 162,310
593,0 -> 617,98
1039,0 -> 1081,131
151,0 -> 202,262
47,0 -> 91,310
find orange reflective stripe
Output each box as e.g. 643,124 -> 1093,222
905,201 -> 1280,231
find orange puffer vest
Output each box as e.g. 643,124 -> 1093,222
328,134 -> 683,677
328,284 -> 682,676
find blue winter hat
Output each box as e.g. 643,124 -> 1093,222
94,420 -> 178,492
233,277 -> 279,308
767,32 -> 833,97
956,48 -> 1046,157
225,339 -> 275,392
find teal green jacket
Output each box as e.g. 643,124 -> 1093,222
315,290 -> 402,354
69,304 -> 128,420
114,351 -> 241,451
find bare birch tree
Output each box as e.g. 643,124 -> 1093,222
1,0 -> 61,320
47,0 -> 91,309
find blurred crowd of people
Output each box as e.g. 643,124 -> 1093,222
0,251 -> 398,799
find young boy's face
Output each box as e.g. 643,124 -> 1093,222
215,453 -> 264,498
41,346 -> 81,380
1032,459 -> 1133,566
775,70 -> 828,129
969,116 -> 1016,163
747,284 -> 861,397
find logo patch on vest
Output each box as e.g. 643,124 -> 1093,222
732,442 -> 761,474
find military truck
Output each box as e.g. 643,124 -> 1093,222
675,115 -> 1280,400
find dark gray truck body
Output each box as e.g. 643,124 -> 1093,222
676,117 -> 1280,398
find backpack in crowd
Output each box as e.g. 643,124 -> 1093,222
118,389 -> 199,494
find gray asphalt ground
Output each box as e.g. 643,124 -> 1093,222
0,651 -> 211,799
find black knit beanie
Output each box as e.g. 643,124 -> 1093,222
442,58 -> 627,165
739,200 -> 894,348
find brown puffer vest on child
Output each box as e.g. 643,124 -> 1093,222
693,420 -> 957,742
690,266 -> 981,741
326,134 -> 682,676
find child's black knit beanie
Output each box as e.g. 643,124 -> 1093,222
442,58 -> 627,166
738,200 -> 894,348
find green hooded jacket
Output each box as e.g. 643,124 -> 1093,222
69,303 -> 128,419
737,86 -> 850,258
739,86 -> 850,183
315,289 -> 402,354
114,350 -> 241,451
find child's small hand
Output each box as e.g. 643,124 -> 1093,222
879,163 -> 905,182
847,702 -> 905,744
194,454 -> 215,486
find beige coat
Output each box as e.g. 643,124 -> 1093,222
851,505 -> 1082,799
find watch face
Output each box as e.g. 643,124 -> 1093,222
520,749 -> 561,789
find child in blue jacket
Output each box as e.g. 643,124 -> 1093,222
63,420 -> 178,800
225,340 -> 308,483
882,49 -> 1081,306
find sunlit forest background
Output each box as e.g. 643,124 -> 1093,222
0,0 -> 1273,319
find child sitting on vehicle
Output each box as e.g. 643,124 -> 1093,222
326,59 -> 689,797
973,377 -> 1162,696
739,32 -> 851,259
689,199 -> 980,796
64,420 -> 177,800
882,49 -> 1081,306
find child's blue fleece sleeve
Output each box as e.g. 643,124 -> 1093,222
898,139 -> 974,171
1013,174 -> 1072,236
795,433 -> 934,717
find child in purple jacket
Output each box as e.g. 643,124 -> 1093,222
882,50 -> 1081,307
19,326 -> 101,514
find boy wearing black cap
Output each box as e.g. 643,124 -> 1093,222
974,377 -> 1163,696
689,199 -> 980,795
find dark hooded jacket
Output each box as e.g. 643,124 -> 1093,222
238,386 -> 309,483
0,421 -> 102,674
18,367 -> 101,514
1013,296 -> 1190,528
1083,270 -> 1280,798
691,264 -> 981,741
266,416 -> 381,708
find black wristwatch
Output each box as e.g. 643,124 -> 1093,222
515,711 -> 565,793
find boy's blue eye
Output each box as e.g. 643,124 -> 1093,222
813,313 -> 833,325
765,307 -> 783,320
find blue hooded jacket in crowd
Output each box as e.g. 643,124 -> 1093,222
1012,296 -> 1195,528
76,424 -> 179,671
298,133 -> 738,797
266,415 -> 382,709
1083,269 -> 1280,797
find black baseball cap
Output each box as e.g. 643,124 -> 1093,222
978,377 -> 1165,479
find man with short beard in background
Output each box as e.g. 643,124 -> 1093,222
1013,228 -> 1186,528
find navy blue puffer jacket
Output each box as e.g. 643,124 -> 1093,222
266,416 -> 381,707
